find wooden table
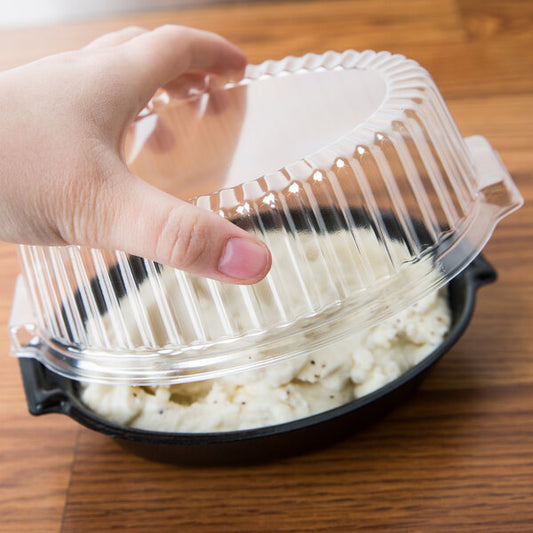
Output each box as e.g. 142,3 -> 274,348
1,1 -> 532,531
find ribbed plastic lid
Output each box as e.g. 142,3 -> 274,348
10,50 -> 523,384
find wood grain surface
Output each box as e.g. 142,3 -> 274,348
0,1 -> 532,531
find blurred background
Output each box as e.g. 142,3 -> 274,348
0,0 -> 252,28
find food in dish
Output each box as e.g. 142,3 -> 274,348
80,229 -> 451,432
81,287 -> 449,432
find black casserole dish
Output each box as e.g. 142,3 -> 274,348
18,255 -> 496,465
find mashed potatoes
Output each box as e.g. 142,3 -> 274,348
81,271 -> 450,432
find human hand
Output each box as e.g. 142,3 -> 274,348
0,25 -> 271,284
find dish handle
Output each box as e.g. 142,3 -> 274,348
18,356 -> 71,416
467,253 -> 497,289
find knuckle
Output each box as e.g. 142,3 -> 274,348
156,25 -> 196,49
155,24 -> 186,38
57,158 -> 116,248
124,25 -> 145,33
56,182 -> 92,245
58,184 -> 98,246
156,206 -> 210,270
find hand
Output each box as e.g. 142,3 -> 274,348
0,25 -> 271,284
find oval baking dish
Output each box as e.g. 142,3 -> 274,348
18,255 -> 496,465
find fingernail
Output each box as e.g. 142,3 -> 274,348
218,238 -> 270,281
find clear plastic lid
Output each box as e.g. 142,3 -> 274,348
10,50 -> 523,384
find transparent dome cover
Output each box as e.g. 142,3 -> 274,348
10,50 -> 523,384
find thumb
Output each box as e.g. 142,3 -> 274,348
83,175 -> 271,285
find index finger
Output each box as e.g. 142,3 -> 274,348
119,25 -> 247,105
